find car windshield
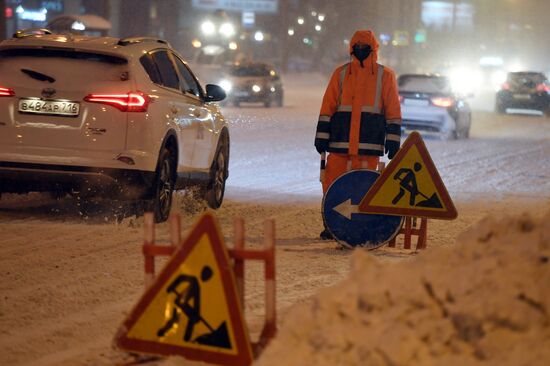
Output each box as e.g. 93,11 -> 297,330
228,64 -> 271,77
508,72 -> 547,86
398,75 -> 452,94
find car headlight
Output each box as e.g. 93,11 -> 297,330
449,68 -> 482,95
219,79 -> 232,92
252,84 -> 261,93
201,21 -> 216,36
219,22 -> 235,38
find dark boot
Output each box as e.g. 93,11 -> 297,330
319,227 -> 334,240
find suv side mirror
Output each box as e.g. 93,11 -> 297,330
204,84 -> 226,102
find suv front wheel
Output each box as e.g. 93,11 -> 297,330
150,148 -> 176,222
204,132 -> 229,209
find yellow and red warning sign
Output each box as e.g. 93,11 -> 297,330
359,132 -> 457,219
115,213 -> 253,366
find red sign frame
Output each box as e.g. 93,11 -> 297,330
115,213 -> 253,366
359,131 -> 457,220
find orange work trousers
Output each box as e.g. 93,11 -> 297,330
322,153 -> 380,194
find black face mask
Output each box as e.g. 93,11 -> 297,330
352,44 -> 372,67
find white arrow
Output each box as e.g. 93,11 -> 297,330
333,199 -> 361,220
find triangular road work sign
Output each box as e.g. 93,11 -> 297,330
115,213 -> 253,366
359,132 -> 457,219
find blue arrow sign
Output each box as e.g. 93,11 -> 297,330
323,170 -> 403,249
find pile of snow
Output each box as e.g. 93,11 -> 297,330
256,211 -> 550,366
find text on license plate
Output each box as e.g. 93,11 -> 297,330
18,99 -> 80,116
404,98 -> 429,107
512,94 -> 531,100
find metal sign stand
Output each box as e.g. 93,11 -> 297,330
388,216 -> 428,250
141,213 -> 277,361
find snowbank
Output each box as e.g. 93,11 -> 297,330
256,211 -> 550,366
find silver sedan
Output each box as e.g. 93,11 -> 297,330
398,74 -> 472,139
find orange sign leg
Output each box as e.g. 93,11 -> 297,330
388,216 -> 428,250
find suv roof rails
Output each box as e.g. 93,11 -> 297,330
13,28 -> 53,39
117,37 -> 170,47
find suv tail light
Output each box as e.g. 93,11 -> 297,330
536,83 -> 549,92
84,91 -> 149,112
0,87 -> 15,97
430,97 -> 454,108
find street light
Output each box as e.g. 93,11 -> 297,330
297,17 -> 304,25
315,24 -> 322,32
288,28 -> 295,36
318,14 -> 325,22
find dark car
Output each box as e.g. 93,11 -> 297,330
398,74 -> 472,139
218,62 -> 283,107
495,72 -> 550,116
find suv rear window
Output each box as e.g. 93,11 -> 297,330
398,75 -> 452,93
228,64 -> 271,77
508,72 -> 547,86
0,48 -> 130,86
0,48 -> 127,64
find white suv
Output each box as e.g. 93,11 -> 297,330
0,29 -> 230,222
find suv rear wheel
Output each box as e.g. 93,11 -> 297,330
495,100 -> 506,114
204,132 -> 229,209
150,148 -> 176,222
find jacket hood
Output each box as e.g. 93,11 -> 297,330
349,30 -> 379,64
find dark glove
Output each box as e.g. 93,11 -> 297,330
314,138 -> 328,154
385,140 -> 400,160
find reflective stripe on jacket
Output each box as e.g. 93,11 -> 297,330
314,29 -> 402,157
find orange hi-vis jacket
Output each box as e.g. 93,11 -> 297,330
315,30 -> 402,157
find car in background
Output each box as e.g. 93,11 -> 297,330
0,29 -> 230,222
46,14 -> 111,37
398,74 -> 472,140
495,72 -> 550,116
218,62 -> 283,107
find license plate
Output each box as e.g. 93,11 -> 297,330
18,98 -> 80,116
404,98 -> 429,107
512,94 -> 531,100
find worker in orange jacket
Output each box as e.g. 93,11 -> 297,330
315,29 -> 402,240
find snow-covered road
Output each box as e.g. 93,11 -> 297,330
1,73 -> 550,365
